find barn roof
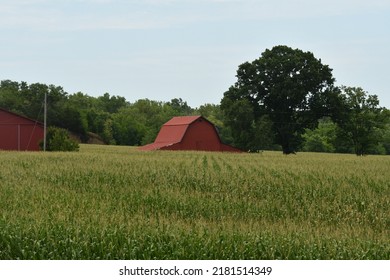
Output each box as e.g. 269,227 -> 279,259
139,116 -> 203,151
153,115 -> 206,144
0,108 -> 43,126
163,115 -> 201,126
139,115 -> 243,152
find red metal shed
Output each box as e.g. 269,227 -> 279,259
139,116 -> 241,152
0,108 -> 44,151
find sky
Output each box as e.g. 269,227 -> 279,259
1,0 -> 390,108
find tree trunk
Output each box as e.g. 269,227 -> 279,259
278,127 -> 297,154
282,145 -> 296,155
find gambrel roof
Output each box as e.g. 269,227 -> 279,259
139,116 -> 241,152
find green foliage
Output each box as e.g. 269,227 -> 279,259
102,118 -> 116,145
221,98 -> 255,150
44,126 -> 79,152
380,120 -> 390,155
0,146 -> 388,259
167,98 -> 193,115
249,115 -> 279,151
86,108 -> 111,136
221,45 -> 339,154
97,92 -> 128,113
111,106 -> 146,146
301,118 -> 337,153
336,86 -> 387,156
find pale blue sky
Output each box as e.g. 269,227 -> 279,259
1,0 -> 389,108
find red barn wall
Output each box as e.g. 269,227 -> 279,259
0,124 -> 18,150
183,118 -> 221,151
0,110 -> 44,151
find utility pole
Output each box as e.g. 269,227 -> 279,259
43,91 -> 47,152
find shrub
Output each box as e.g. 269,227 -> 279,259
42,126 -> 79,151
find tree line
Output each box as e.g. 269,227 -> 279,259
0,80 -> 225,147
1,46 -> 389,155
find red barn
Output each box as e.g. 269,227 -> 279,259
139,116 -> 241,152
0,108 -> 44,151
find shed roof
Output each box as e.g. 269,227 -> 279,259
0,108 -> 43,126
163,115 -> 201,126
139,116 -> 206,151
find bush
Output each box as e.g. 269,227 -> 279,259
301,118 -> 336,153
41,126 -> 79,152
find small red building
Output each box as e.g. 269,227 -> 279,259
0,108 -> 44,151
139,116 -> 241,152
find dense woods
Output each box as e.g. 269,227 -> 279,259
1,46 -> 389,155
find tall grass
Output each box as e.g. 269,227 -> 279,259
0,145 -> 389,259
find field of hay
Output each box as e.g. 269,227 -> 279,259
0,145 -> 389,259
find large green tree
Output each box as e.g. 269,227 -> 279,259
221,45 -> 340,154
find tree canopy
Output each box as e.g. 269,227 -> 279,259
221,45 -> 341,154
335,86 -> 388,155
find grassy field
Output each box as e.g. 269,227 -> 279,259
0,145 -> 389,259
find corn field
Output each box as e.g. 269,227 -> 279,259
0,145 -> 389,259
